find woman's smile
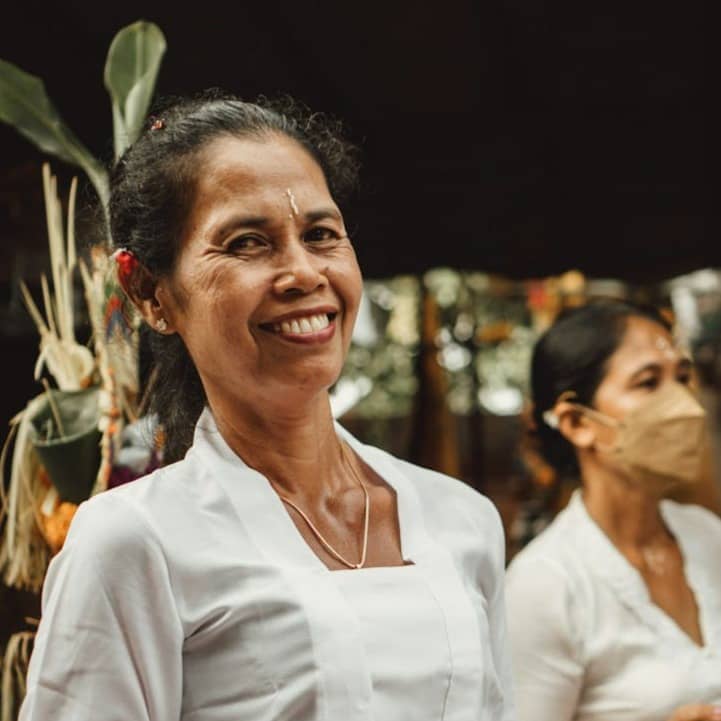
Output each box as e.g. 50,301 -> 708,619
259,309 -> 339,344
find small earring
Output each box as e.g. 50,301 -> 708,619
155,318 -> 168,332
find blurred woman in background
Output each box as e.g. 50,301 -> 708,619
506,299 -> 721,721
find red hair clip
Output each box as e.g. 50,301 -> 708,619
111,248 -> 139,286
149,117 -> 165,131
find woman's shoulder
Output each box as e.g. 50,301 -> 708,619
661,497 -> 721,559
505,506 -> 591,648
49,477 -> 173,596
506,497 -> 587,585
66,467 -> 176,553
68,453 -> 216,556
400,456 -> 500,519
348,439 -> 506,570
359,440 -> 502,527
661,496 -> 721,530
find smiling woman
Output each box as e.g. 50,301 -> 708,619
18,92 -> 515,721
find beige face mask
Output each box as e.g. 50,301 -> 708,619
567,383 -> 708,491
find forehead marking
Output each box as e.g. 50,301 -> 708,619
654,335 -> 684,360
285,188 -> 300,217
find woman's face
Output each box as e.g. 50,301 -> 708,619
590,315 -> 695,445
156,133 -> 363,411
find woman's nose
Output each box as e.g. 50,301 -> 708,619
272,242 -> 326,295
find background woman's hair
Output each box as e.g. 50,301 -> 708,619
108,90 -> 361,463
530,298 -> 672,475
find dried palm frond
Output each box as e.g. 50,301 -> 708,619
0,396 -> 52,591
21,164 -> 95,391
1,163 -> 142,586
1,166 -> 96,589
1,631 -> 35,721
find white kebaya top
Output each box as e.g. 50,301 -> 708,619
506,490 -> 721,721
20,409 -> 514,721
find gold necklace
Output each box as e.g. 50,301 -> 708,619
277,443 -> 370,569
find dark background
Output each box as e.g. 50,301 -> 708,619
0,0 -> 709,282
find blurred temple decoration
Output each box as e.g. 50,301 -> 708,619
332,276 -> 421,458
0,21 -> 166,720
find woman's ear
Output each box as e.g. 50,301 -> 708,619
120,265 -> 176,335
555,401 -> 596,450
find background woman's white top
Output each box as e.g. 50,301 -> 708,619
506,490 -> 721,721
20,409 -> 514,721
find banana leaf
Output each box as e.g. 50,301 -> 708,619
104,20 -> 166,159
0,59 -> 109,207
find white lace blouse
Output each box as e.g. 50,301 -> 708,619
20,409 -> 514,721
506,490 -> 721,721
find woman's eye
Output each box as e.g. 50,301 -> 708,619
677,372 -> 693,386
226,235 -> 266,252
305,227 -> 340,244
637,376 -> 659,390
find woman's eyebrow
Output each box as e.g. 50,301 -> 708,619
212,208 -> 341,237
304,207 -> 342,222
628,362 -> 662,382
629,355 -> 693,382
211,215 -> 270,240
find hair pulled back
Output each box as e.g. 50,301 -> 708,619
530,299 -> 671,476
108,90 -> 361,463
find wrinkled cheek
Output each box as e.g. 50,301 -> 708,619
182,300 -> 239,368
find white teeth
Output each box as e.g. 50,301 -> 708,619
314,313 -> 330,329
274,313 -> 331,335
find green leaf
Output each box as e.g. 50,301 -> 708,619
0,59 -> 109,206
104,20 -> 166,158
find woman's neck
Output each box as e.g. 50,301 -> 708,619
580,460 -> 671,550
206,389 -> 348,501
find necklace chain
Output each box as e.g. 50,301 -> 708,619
277,442 -> 370,569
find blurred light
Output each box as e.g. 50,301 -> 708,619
478,386 -> 524,416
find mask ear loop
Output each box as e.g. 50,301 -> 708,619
543,391 -> 620,429
566,397 -> 623,457
543,391 -> 621,458
572,403 -> 620,429
542,390 -> 578,429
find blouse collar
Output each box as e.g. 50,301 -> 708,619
566,489 -> 721,648
186,407 -> 431,571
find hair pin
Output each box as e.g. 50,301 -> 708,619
150,117 -> 166,131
